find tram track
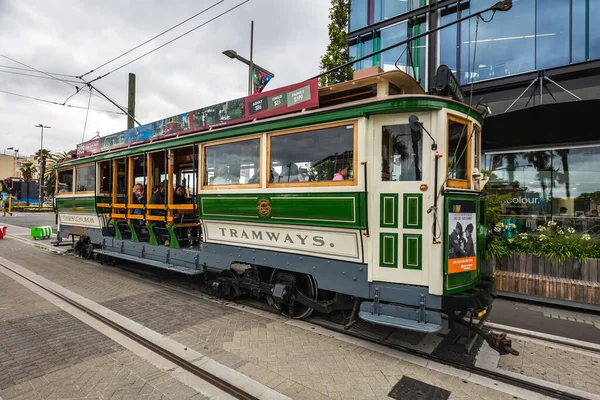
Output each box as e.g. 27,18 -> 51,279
76,256 -> 596,400
0,259 -> 261,400
2,243 -> 597,400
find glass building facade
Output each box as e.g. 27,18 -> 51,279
484,146 -> 600,234
349,0 -> 600,233
349,0 -> 600,86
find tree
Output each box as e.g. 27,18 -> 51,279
44,151 -> 70,197
19,161 -> 37,206
318,0 -> 354,87
35,149 -> 52,200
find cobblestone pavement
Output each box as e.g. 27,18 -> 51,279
0,271 -> 209,400
497,338 -> 600,395
0,236 -> 528,399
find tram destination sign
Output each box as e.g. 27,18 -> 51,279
77,79 -> 319,157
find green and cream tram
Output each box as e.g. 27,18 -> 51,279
54,69 -> 515,355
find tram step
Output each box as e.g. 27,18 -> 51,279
358,301 -> 442,333
93,249 -> 204,276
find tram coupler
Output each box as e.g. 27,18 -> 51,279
454,315 -> 519,356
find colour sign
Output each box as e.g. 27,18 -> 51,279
447,199 -> 477,274
76,79 -> 319,157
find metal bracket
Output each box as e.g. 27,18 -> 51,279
372,287 -> 380,315
418,293 -> 426,323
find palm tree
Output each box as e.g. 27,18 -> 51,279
44,151 -> 70,197
19,162 -> 38,206
35,149 -> 51,204
523,151 -> 553,199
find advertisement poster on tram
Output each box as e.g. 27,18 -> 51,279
447,199 -> 477,274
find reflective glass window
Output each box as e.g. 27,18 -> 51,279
76,165 -> 95,192
269,124 -> 355,184
350,0 -> 368,32
447,117 -> 470,184
590,1 -> 600,59
571,0 -> 587,63
203,138 -> 261,187
57,169 -> 73,194
440,11 -> 458,75
536,0 -> 570,70
374,0 -> 408,22
381,124 -> 422,181
380,22 -> 408,71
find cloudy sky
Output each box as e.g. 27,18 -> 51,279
0,0 -> 331,157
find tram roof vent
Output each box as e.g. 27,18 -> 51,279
319,69 -> 425,108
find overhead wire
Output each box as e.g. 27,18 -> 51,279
0,89 -> 126,115
0,53 -> 128,110
87,0 -> 251,84
0,64 -> 79,78
79,0 -> 225,79
0,69 -> 83,84
81,88 -> 93,141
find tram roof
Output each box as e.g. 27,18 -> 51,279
61,70 -> 482,168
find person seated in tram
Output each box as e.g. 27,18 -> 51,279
279,163 -> 306,183
212,166 -> 236,185
333,165 -> 349,181
150,183 -> 166,216
132,183 -> 145,225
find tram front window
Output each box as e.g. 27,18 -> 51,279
269,124 -> 355,184
381,124 -> 422,181
203,138 -> 261,187
57,169 -> 73,194
76,165 -> 95,192
447,117 -> 470,183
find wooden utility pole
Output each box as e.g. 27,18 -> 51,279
127,73 -> 136,130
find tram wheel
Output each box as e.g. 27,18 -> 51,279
220,269 -> 240,300
270,270 -> 318,319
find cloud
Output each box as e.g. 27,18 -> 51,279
0,0 -> 330,156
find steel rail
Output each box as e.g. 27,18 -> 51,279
0,261 -> 259,400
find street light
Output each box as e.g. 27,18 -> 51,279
35,124 -> 50,208
223,50 -> 275,95
222,21 -> 274,95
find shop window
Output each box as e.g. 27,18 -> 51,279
447,116 -> 470,188
75,165 -> 95,192
57,168 -> 73,194
381,124 -> 422,181
203,137 -> 261,188
269,123 -> 355,186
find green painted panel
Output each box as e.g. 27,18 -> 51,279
199,193 -> 366,229
403,234 -> 422,270
96,196 -> 111,213
60,97 -> 483,168
403,193 -> 422,229
380,193 -> 398,228
379,233 -> 398,268
56,196 -> 96,213
444,194 -> 481,294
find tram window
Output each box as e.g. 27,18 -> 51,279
75,165 -> 95,192
203,138 -> 261,187
99,161 -> 111,194
269,124 -> 355,184
116,159 -> 127,196
57,169 -> 73,194
381,124 -> 422,181
447,117 -> 470,184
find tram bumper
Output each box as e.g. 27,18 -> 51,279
441,273 -> 496,314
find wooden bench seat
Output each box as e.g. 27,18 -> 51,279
494,271 -> 600,305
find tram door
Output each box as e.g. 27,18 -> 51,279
370,114 -> 429,286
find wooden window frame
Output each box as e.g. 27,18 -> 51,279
56,167 -> 74,196
201,135 -> 263,190
446,114 -> 472,189
74,163 -> 96,194
267,121 -> 359,188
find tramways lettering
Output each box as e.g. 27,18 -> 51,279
218,227 -> 326,247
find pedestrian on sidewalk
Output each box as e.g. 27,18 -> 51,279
1,197 -> 12,216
